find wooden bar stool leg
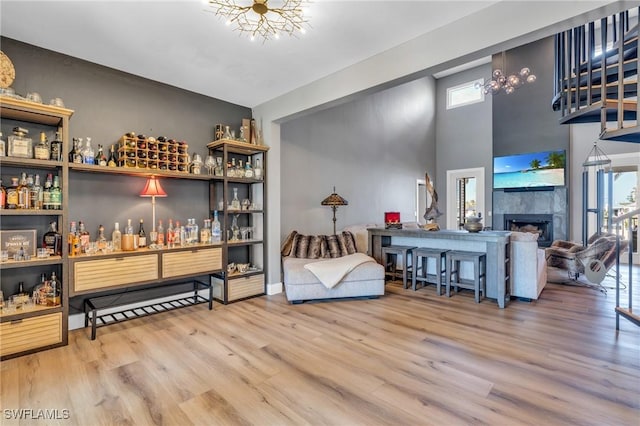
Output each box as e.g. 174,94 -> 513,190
436,254 -> 442,295
446,256 -> 452,297
412,251 -> 418,291
474,257 -> 480,303
402,252 -> 409,289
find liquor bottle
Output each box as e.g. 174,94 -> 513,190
50,131 -> 63,161
29,174 -> 42,210
122,219 -> 135,251
96,224 -> 107,251
112,222 -> 122,251
157,220 -> 165,246
68,221 -> 78,257
0,179 -> 6,209
72,138 -> 84,163
107,144 -> 117,167
212,211 -> 221,242
47,272 -> 61,306
42,174 -> 52,210
25,174 -> 35,209
166,219 -> 174,248
0,131 -> 6,156
6,177 -> 19,209
8,127 -> 33,158
34,273 -> 48,305
190,218 -> 199,244
83,137 -> 95,164
254,158 -> 263,180
17,172 -> 29,209
200,219 -> 211,244
43,221 -> 62,256
50,176 -> 62,210
138,219 -> 147,248
78,221 -> 91,254
244,160 -> 254,178
231,187 -> 241,210
34,131 -> 50,160
174,221 -> 182,246
95,144 -> 107,166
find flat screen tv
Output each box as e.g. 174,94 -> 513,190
493,150 -> 566,190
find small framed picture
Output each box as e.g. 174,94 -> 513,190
0,229 -> 37,257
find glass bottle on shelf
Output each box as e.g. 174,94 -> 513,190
244,160 -> 254,178
0,179 -> 6,209
122,219 -> 135,251
6,177 -> 19,209
231,214 -> 240,241
42,174 -> 52,210
231,187 -> 241,210
214,157 -> 224,176
157,220 -> 165,246
34,273 -> 49,306
78,221 -> 90,253
201,219 -> 211,244
254,158 -> 263,180
34,131 -> 50,160
83,137 -> 95,164
43,221 -> 62,256
112,222 -> 122,251
50,176 -> 62,210
70,138 -> 83,163
138,219 -> 147,248
97,224 -> 107,251
8,127 -> 33,158
0,131 -> 6,156
223,125 -> 232,140
29,174 -> 42,210
47,272 -> 61,307
107,144 -> 117,167
174,221 -> 182,246
17,172 -> 29,209
50,131 -> 62,161
68,221 -> 78,257
212,211 -> 221,242
95,144 -> 107,166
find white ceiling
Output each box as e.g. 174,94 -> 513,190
0,0 -> 499,107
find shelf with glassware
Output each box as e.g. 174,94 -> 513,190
0,96 -> 72,360
207,139 -> 268,304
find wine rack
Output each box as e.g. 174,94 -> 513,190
117,135 -> 189,172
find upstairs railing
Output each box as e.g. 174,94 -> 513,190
553,7 -> 640,143
613,207 -> 639,330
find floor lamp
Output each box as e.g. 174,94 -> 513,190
140,176 -> 167,243
321,187 -> 348,235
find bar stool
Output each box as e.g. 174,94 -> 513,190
412,247 -> 448,293
381,245 -> 416,289
446,250 -> 486,303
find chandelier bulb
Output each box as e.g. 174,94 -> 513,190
519,67 -> 530,77
505,86 -> 515,94
526,75 -> 537,84
492,69 -> 503,78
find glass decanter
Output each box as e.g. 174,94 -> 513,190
230,187 -> 241,210
230,214 -> 240,241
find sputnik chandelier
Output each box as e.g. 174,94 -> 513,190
208,0 -> 309,41
475,52 -> 536,95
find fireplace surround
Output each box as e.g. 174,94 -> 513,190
504,214 -> 554,247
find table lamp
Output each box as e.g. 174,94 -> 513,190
140,176 -> 168,242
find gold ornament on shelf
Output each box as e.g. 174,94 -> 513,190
0,51 -> 16,89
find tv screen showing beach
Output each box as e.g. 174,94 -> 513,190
493,150 -> 566,189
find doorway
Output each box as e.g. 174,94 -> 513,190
446,168 -> 485,230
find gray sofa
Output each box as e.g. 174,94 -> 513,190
281,229 -> 385,303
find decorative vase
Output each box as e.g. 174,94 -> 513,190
464,214 -> 483,233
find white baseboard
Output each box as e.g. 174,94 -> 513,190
267,282 -> 283,295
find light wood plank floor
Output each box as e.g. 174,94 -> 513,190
2,274 -> 639,426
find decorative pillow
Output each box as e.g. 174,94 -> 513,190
281,230 -> 298,257
307,235 -> 327,259
510,231 -> 539,242
291,234 -> 311,258
325,234 -> 342,258
337,231 -> 357,256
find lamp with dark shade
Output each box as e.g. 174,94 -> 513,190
321,186 -> 348,235
140,176 -> 168,241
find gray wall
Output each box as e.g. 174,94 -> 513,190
434,63 -> 493,227
1,37 -> 250,236
280,77 -> 436,239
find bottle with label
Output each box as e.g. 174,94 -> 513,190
107,144 -> 117,167
78,221 -> 90,253
71,138 -> 84,163
0,179 -> 6,209
96,224 -> 107,251
190,218 -> 199,244
30,174 -> 42,210
6,177 -> 19,209
17,172 -> 29,209
68,221 -> 78,257
174,221 -> 182,246
0,131 -> 6,156
95,144 -> 107,166
50,131 -> 62,161
157,220 -> 165,246
8,127 -> 33,158
34,131 -> 50,160
112,222 -> 122,251
122,219 -> 135,251
200,219 -> 211,244
231,187 -> 241,210
212,211 -> 221,242
138,219 -> 147,248
43,221 -> 62,256
83,137 -> 95,164
42,174 -> 52,210
50,176 -> 62,210
166,219 -> 174,248
244,160 -> 254,178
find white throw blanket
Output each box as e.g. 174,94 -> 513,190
304,253 -> 374,289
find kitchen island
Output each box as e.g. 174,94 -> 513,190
368,228 -> 511,308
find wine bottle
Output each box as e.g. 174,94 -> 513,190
50,176 -> 62,210
157,220 -> 165,246
107,144 -> 117,167
138,219 -> 147,248
50,131 -> 63,161
95,144 -> 107,166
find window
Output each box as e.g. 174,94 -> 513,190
446,79 -> 484,109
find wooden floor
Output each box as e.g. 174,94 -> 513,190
1,274 -> 639,425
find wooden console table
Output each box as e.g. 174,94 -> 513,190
368,228 -> 511,308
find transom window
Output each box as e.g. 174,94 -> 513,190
446,79 -> 484,109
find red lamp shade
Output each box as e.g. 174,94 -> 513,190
140,177 -> 167,197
